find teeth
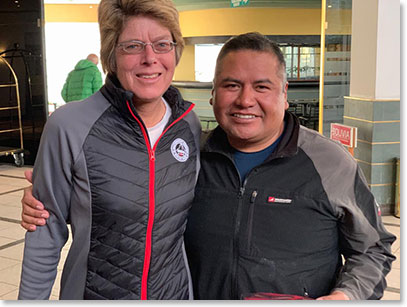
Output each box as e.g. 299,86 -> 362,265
139,73 -> 159,79
233,114 -> 255,119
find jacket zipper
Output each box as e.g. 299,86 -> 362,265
228,163 -> 261,298
126,101 -> 195,300
247,190 -> 258,252
231,185 -> 245,299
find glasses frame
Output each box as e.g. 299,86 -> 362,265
117,39 -> 177,54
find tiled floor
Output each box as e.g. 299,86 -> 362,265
0,163 -> 401,300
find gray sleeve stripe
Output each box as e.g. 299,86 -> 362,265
19,92 -> 110,299
298,126 -> 395,300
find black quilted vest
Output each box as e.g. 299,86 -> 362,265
83,76 -> 198,299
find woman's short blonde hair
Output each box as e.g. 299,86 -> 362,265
98,0 -> 184,74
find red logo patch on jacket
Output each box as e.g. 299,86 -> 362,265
267,196 -> 292,204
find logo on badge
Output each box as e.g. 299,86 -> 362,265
171,138 -> 189,162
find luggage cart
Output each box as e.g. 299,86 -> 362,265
0,55 -> 24,167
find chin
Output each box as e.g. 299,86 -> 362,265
229,132 -> 254,143
232,127 -> 257,139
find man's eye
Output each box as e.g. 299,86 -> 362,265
256,85 -> 270,91
225,84 -> 238,88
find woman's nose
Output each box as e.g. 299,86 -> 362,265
142,44 -> 157,64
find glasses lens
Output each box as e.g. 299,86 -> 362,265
153,41 -> 173,53
122,42 -> 144,54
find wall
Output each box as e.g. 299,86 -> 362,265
174,45 -> 195,81
43,4 -> 351,82
344,0 -> 400,214
179,8 -> 321,36
45,4 -> 98,22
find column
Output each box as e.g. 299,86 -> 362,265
344,0 -> 400,214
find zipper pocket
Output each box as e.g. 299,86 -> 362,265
301,278 -> 310,298
247,190 -> 258,251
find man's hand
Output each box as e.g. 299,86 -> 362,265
20,170 -> 49,231
316,290 -> 350,300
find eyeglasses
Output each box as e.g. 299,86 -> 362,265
117,40 -> 177,54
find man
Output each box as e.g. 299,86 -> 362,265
61,53 -> 103,102
20,33 -> 395,300
183,33 -> 395,300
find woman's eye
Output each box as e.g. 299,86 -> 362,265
127,44 -> 140,49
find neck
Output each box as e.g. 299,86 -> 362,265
133,98 -> 166,128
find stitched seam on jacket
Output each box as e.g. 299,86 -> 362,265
88,167 -> 148,191
90,237 -> 144,259
92,203 -> 147,229
84,287 -> 109,300
151,235 -> 184,258
156,169 -> 196,190
87,128 -> 147,152
153,199 -> 190,226
85,149 -> 148,173
87,255 -> 140,296
150,264 -> 185,288
91,187 -> 147,209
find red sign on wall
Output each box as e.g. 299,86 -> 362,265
330,123 -> 357,148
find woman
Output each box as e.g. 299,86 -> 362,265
18,0 -> 200,300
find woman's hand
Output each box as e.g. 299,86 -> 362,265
316,290 -> 350,300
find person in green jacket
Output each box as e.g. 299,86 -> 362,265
61,53 -> 103,102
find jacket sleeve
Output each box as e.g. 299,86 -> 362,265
61,73 -> 70,102
92,69 -> 103,94
18,110 -> 74,299
332,166 -> 396,300
61,82 -> 68,102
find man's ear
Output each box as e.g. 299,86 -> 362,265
283,82 -> 289,110
209,88 -> 215,105
283,81 -> 289,95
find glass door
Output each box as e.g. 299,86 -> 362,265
319,0 -> 352,136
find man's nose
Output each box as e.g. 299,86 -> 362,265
236,86 -> 255,107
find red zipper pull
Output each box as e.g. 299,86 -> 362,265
150,150 -> 155,161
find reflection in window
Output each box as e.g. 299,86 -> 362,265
282,46 -> 320,80
195,43 -> 320,82
195,44 -> 223,82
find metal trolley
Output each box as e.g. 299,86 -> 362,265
0,55 -> 24,167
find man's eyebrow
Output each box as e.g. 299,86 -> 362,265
219,77 -> 242,84
220,78 -> 273,84
219,78 -> 274,85
253,79 -> 273,84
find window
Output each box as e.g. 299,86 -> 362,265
282,46 -> 320,80
194,43 -> 320,82
194,44 -> 223,82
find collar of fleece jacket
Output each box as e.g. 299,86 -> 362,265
100,73 -> 192,127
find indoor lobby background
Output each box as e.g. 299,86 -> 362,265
0,0 -> 401,301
